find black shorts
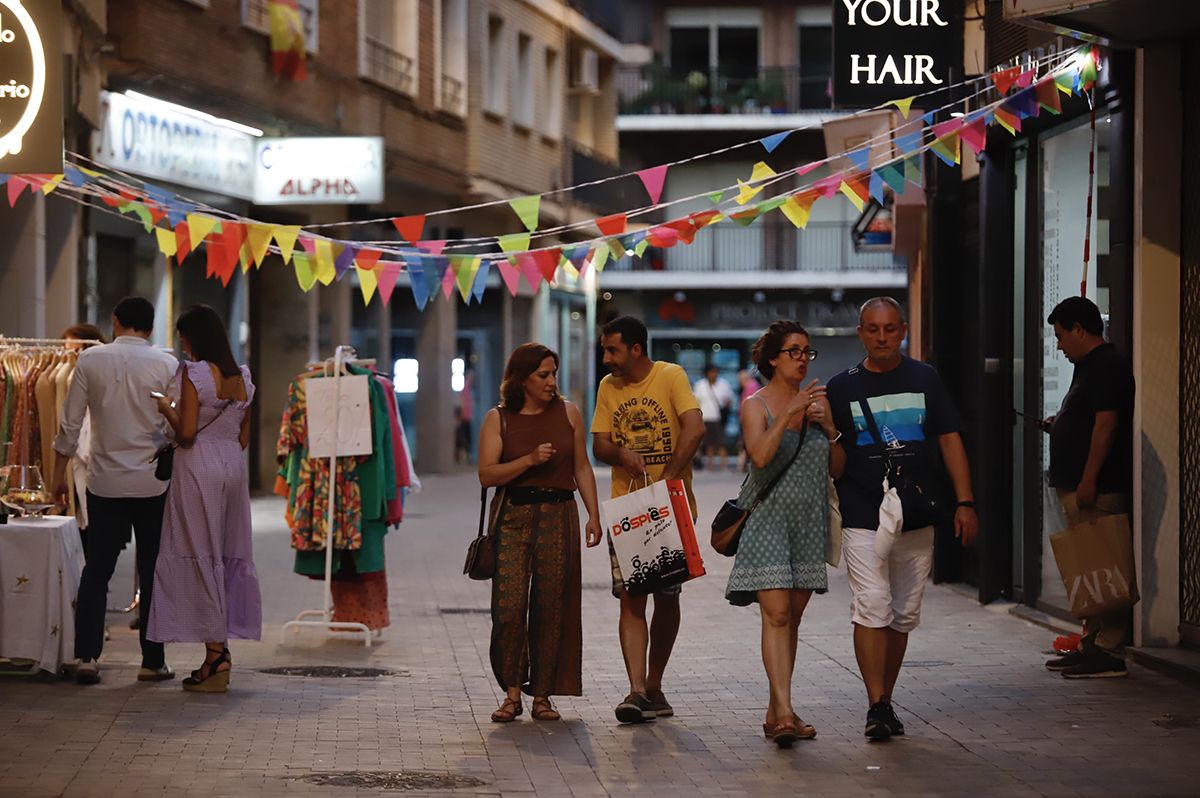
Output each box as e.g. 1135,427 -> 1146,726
702,420 -> 726,449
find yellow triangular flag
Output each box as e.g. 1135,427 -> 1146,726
239,242 -> 253,274
187,214 -> 220,250
779,196 -> 815,229
293,252 -> 317,292
749,161 -> 777,183
247,223 -> 274,267
79,167 -> 102,178
839,181 -> 866,212
887,96 -> 916,119
357,265 -> 378,305
273,225 -> 301,265
314,239 -> 336,285
591,244 -> 610,272
736,179 -> 763,205
155,227 -> 178,258
40,175 -> 65,195
454,256 -> 481,302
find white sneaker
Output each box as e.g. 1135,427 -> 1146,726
76,659 -> 100,685
137,664 -> 175,682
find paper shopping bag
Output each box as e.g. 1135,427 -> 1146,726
603,479 -> 704,595
1049,513 -> 1139,619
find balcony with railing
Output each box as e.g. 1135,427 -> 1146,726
564,139 -> 630,216
618,65 -> 834,118
363,36 -> 416,97
440,73 -> 466,117
599,221 -> 906,288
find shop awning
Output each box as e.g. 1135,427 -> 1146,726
1004,0 -> 1200,45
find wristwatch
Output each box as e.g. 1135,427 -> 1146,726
956,500 -> 976,509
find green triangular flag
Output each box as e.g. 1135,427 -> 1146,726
498,232 -> 531,264
758,196 -> 786,213
730,208 -> 761,227
879,164 -> 906,195
633,239 -> 649,258
508,195 -> 541,233
591,244 -> 610,272
904,155 -> 922,187
708,190 -> 724,204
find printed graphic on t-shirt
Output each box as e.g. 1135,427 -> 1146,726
851,392 -> 927,447
610,396 -> 675,466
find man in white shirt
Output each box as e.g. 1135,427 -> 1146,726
52,297 -> 178,685
693,366 -> 735,471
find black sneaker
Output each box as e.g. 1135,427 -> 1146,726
644,688 -> 674,718
615,693 -> 657,724
864,702 -> 893,741
1045,649 -> 1085,672
880,699 -> 905,736
1062,651 -> 1127,679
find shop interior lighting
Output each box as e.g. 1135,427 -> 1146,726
394,358 -> 419,394
451,358 -> 465,393
123,91 -> 265,137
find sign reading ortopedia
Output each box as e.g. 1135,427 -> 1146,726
0,0 -> 62,173
832,0 -> 961,108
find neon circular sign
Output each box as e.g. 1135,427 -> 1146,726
0,0 -> 45,160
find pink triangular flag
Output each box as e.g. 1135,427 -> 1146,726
7,176 -> 30,207
517,252 -> 542,290
496,259 -> 521,296
795,162 -> 820,178
636,165 -> 669,206
440,262 -> 456,299
1016,69 -> 1036,90
960,117 -> 988,155
813,175 -> 843,199
377,263 -> 401,306
417,240 -> 447,256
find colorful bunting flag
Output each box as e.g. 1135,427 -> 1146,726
532,249 -> 560,283
187,214 -> 220,250
273,225 -> 301,264
391,214 -> 425,244
496,259 -> 521,296
869,171 -> 885,204
439,259 -> 456,299
333,243 -> 357,279
633,239 -> 649,259
377,262 -> 401,306
1054,70 -> 1076,96
636,165 -> 669,205
730,207 -> 761,227
759,131 -> 791,153
314,238 -> 336,285
847,147 -> 872,172
590,244 -> 610,272
517,252 -> 542,291
813,174 -> 844,199
596,213 -> 627,237
509,195 -> 541,233
470,260 -> 490,303
959,117 -> 988,155
409,262 -> 433,311
40,174 -> 64,195
994,107 -> 1022,135
795,162 -> 821,178
1015,69 -> 1036,90
779,192 -> 817,229
451,255 -> 480,302
750,161 -> 777,183
839,175 -> 870,212
355,248 -> 382,272
904,155 -> 922,187
887,96 -> 916,118
155,228 -> 178,259
174,222 -> 191,261
1035,78 -> 1062,114
894,131 -> 923,154
991,66 -> 1021,95
878,163 -> 906,195
7,176 -> 29,207
707,189 -> 724,204
735,179 -> 763,205
293,252 -> 317,292
1080,49 -> 1098,89
498,232 -> 531,261
416,239 -> 447,256
357,266 -> 378,305
930,134 -> 962,166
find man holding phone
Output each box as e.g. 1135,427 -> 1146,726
52,296 -> 178,685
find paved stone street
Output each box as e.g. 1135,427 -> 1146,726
2,469 -> 1199,797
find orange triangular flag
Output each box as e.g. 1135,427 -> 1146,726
391,214 -> 426,244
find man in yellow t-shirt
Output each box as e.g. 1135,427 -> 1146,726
591,315 -> 704,724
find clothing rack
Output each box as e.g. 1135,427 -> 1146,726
281,345 -> 380,647
0,336 -> 102,347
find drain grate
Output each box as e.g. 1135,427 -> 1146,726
290,770 -> 487,790
902,660 -> 951,668
1153,715 -> 1200,729
439,607 -> 491,615
259,666 -> 403,678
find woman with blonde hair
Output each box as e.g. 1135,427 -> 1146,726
477,343 -> 602,722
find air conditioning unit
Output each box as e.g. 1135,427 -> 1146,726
571,47 -> 600,94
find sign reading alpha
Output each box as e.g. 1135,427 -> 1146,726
0,0 -> 61,172
833,0 -> 961,108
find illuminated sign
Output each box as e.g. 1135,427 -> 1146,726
253,137 -> 384,205
0,0 -> 62,173
833,0 -> 961,107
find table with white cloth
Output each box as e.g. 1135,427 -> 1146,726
0,515 -> 85,674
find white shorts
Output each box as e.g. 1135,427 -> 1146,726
842,525 -> 934,634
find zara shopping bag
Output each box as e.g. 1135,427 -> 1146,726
603,479 -> 705,596
1049,513 -> 1139,619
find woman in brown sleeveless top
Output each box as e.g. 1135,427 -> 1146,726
478,343 -> 602,722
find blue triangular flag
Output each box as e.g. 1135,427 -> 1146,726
847,147 -> 871,172
922,111 -> 936,124
895,132 -> 923,154
409,262 -> 433,311
565,244 -> 590,269
869,171 -> 885,204
1009,89 -> 1039,120
164,203 -> 188,228
759,131 -> 791,153
432,256 -> 451,281
64,165 -> 88,187
471,260 -> 490,303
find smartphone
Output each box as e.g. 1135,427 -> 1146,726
150,391 -> 166,399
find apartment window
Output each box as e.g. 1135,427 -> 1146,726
242,0 -> 320,53
542,48 -> 562,138
361,0 -> 419,96
665,8 -> 760,78
438,0 -> 469,116
797,8 -> 832,110
515,33 -> 534,128
484,15 -> 506,115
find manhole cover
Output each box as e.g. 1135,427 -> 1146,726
439,607 -> 491,615
1153,715 -> 1200,729
902,660 -> 950,668
290,771 -> 486,790
259,666 -> 402,678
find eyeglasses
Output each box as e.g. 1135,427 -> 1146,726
780,347 -> 818,362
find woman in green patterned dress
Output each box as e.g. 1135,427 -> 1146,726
727,321 -> 845,747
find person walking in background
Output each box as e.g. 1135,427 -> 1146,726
478,344 -> 602,722
694,365 -> 735,471
592,316 -> 704,724
736,369 -> 762,473
1042,297 -> 1135,679
826,297 -> 978,741
729,321 -> 844,747
51,297 -> 178,686
147,305 -> 261,693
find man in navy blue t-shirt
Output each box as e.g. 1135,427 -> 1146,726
826,297 -> 978,741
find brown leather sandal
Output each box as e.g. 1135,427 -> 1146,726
763,714 -> 817,740
765,719 -> 800,748
531,697 -> 561,721
491,697 -> 523,723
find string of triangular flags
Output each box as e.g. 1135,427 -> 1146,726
0,47 -> 1096,311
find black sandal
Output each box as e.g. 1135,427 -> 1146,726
182,644 -> 231,693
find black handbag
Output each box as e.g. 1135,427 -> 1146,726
150,400 -> 232,481
710,418 -> 808,557
464,408 -> 506,580
856,399 -> 946,531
